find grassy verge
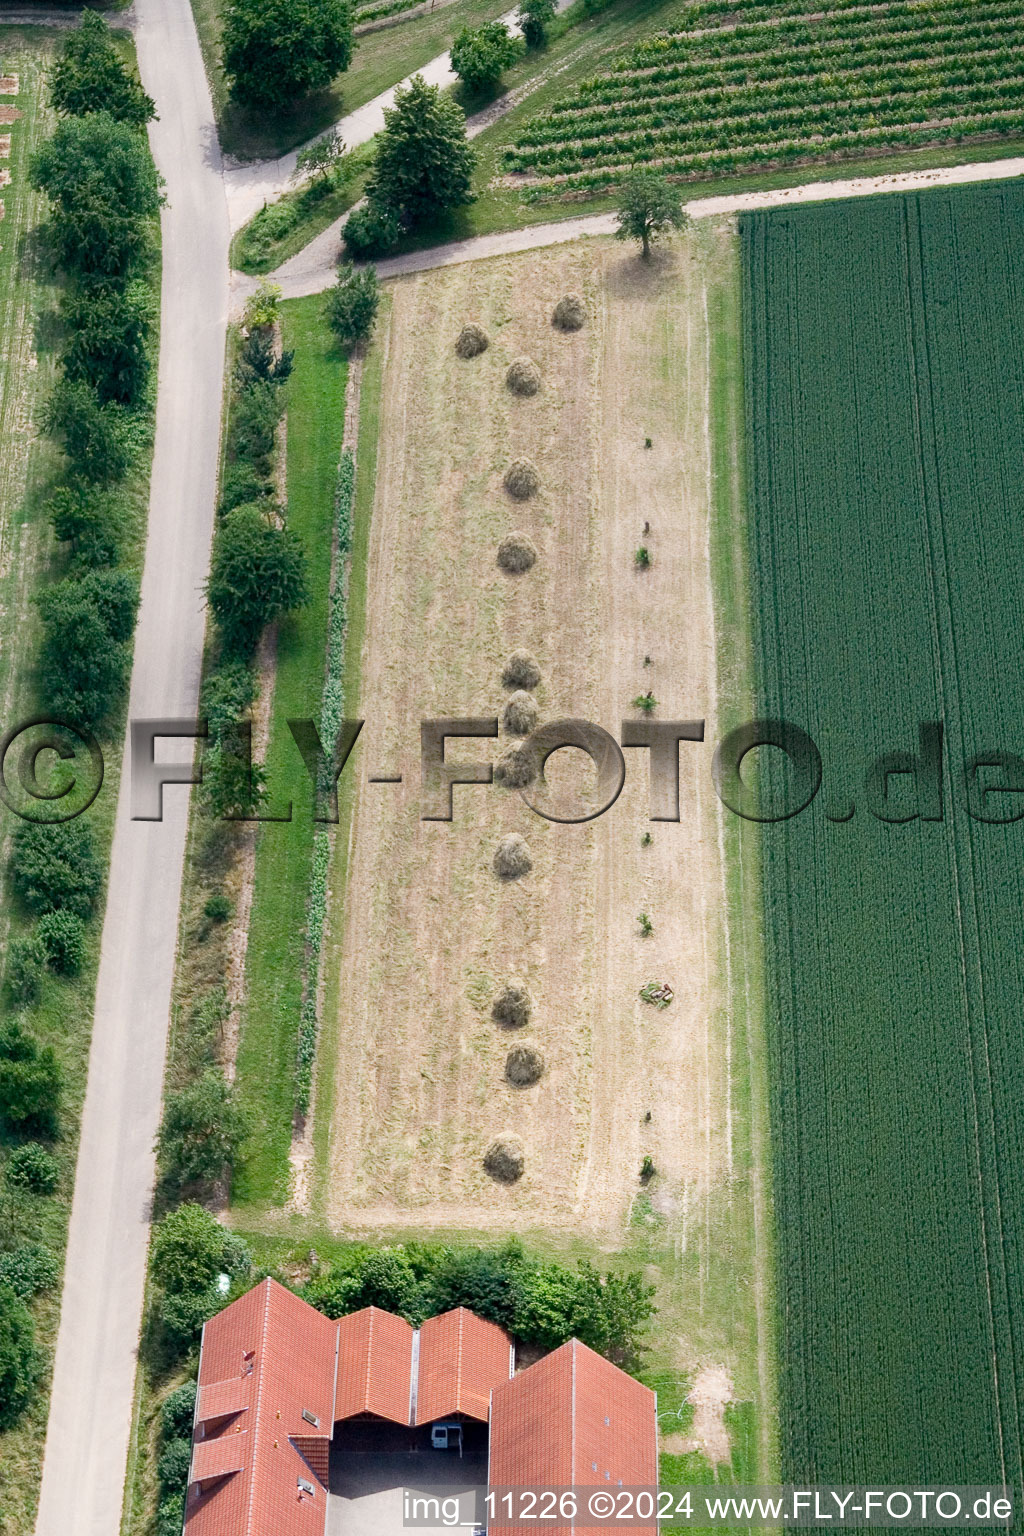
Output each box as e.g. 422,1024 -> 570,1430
230,141 -> 375,275
190,0 -> 513,162
230,295 -> 348,1206
0,28 -> 160,1536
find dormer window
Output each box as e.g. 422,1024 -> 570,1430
301,1409 -> 320,1427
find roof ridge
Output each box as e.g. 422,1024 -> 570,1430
245,1277 -> 273,1536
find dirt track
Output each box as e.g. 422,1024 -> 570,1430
321,229 -> 740,1237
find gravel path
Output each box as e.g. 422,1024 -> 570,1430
233,154 -> 1024,307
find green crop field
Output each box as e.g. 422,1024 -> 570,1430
503,0 -> 1024,198
741,182 -> 1024,1487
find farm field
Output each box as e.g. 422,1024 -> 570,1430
742,181 -> 1024,1486
295,228 -> 774,1469
503,0 -> 1024,199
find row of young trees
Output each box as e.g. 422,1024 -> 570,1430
0,14 -> 161,1436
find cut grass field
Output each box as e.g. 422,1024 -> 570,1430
288,228 -> 775,1471
190,0 -> 513,162
743,181 -> 1024,1486
230,295 -> 349,1206
0,28 -> 158,1535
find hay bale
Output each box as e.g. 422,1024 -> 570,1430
503,458 -> 541,500
492,982 -> 531,1029
484,1138 -> 525,1184
506,356 -> 542,397
552,294 -> 587,332
494,744 -> 536,790
503,690 -> 538,736
505,1045 -> 544,1088
493,833 -> 532,880
497,533 -> 537,575
455,323 -> 489,358
502,650 -> 541,690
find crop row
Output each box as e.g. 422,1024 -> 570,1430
516,111 -> 1024,198
559,13 -> 1023,112
506,76 -> 1024,176
504,0 -> 1024,193
742,180 -> 1024,1490
513,51 -> 1024,150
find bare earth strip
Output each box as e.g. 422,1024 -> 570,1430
321,229 -> 740,1243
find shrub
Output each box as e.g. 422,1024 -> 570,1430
503,690 -> 538,736
203,892 -> 232,924
60,278 -> 154,407
219,460 -> 271,516
496,533 -> 537,574
157,1073 -> 249,1196
0,1020 -> 61,1137
4,1142 -> 59,1196
223,0 -> 353,110
454,323 -> 488,359
202,659 -> 257,737
505,1045 -> 544,1087
506,356 -> 541,396
50,11 -> 156,126
492,982 -> 531,1029
494,744 -> 536,789
231,379 -> 283,469
150,1203 -> 232,1298
161,1380 -> 198,1441
242,280 -> 281,332
637,911 -> 653,937
30,111 -> 161,280
160,1286 -> 222,1351
503,457 -> 540,500
325,263 -> 379,350
640,1154 -> 656,1183
5,934 -> 47,1006
519,0 -> 556,46
0,1284 -> 40,1430
295,128 -> 344,185
450,21 -> 521,96
342,199 -> 400,259
156,1494 -> 186,1536
37,911 -> 87,976
483,1138 -> 525,1184
207,505 -> 309,658
36,570 -> 138,726
47,482 -> 121,565
9,819 -> 103,918
41,378 -> 131,485
632,691 -> 657,713
425,1242 -> 524,1327
236,327 -> 294,387
635,545 -> 651,568
493,833 -> 532,880
157,1436 -> 192,1494
0,1243 -> 59,1300
502,650 -> 541,689
553,293 -> 587,331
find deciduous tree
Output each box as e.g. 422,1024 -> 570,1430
366,75 -> 475,229
223,0 -> 353,110
50,11 -> 156,126
614,170 -> 686,259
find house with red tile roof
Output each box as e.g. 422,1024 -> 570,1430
184,1278 -> 656,1536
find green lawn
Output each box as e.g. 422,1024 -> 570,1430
744,181 -> 1024,1487
191,0 -> 513,162
231,296 -> 348,1206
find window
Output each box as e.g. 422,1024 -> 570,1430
302,1409 -> 320,1428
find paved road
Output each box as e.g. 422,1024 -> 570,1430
33,1 -> 229,1533
238,153 -> 1024,305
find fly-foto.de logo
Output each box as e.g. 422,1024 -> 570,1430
2,715 -> 1023,827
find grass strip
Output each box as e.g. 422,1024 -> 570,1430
231,294 -> 348,1206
